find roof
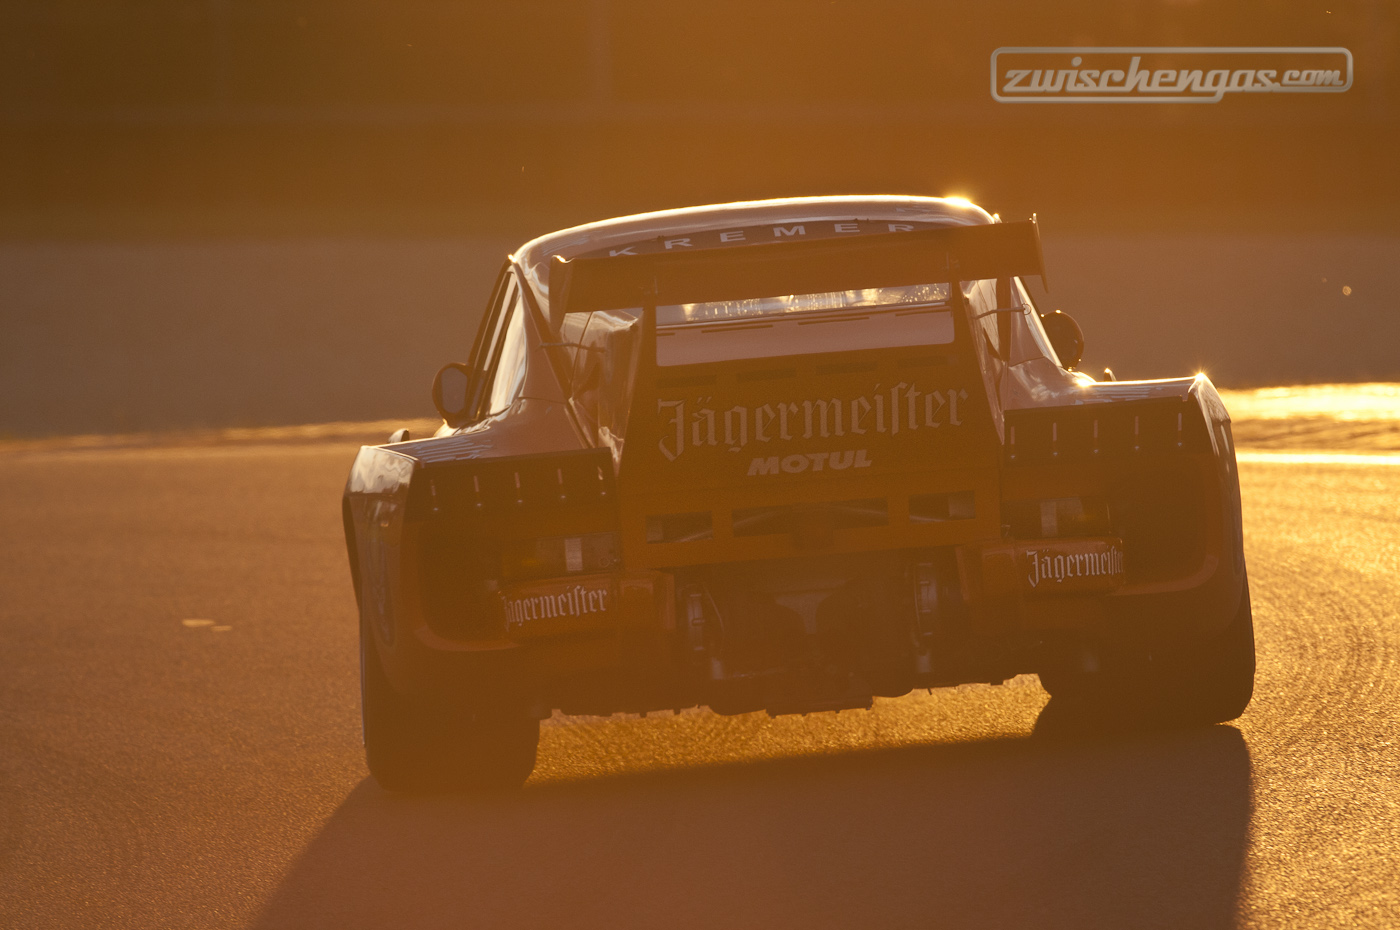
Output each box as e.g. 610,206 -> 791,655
515,195 -> 996,317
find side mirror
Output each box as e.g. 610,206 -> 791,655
431,362 -> 474,424
1040,310 -> 1085,370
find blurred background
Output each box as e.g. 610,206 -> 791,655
1,0 -> 1396,436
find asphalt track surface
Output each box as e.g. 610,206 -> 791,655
1,444 -> 1397,929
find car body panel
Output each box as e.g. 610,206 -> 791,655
344,195 -> 1248,718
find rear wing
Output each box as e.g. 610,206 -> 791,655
549,218 -> 1046,317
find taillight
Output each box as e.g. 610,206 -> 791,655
500,532 -> 621,582
1002,497 -> 1112,539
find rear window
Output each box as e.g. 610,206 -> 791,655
655,282 -> 951,326
651,282 -> 955,366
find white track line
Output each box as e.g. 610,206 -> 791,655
1237,451 -> 1400,466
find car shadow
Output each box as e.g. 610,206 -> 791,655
252,699 -> 1252,930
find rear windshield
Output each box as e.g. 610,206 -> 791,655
650,282 -> 956,367
655,282 -> 952,326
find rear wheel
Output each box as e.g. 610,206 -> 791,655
361,626 -> 539,792
1150,579 -> 1256,724
1041,579 -> 1256,726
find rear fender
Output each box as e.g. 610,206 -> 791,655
1001,374 -> 1246,646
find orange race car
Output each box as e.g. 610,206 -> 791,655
343,196 -> 1254,790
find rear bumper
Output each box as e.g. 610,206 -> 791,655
374,570 -> 676,706
377,530 -> 1242,705
957,531 -> 1241,651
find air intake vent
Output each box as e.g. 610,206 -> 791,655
909,491 -> 975,523
731,498 -> 889,538
646,511 -> 714,543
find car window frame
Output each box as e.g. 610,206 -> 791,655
461,264 -> 518,424
482,291 -> 529,418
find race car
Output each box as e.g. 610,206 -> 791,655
343,195 -> 1254,790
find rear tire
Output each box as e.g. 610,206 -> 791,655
1150,578 -> 1256,724
1041,579 -> 1256,726
361,625 -> 539,792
